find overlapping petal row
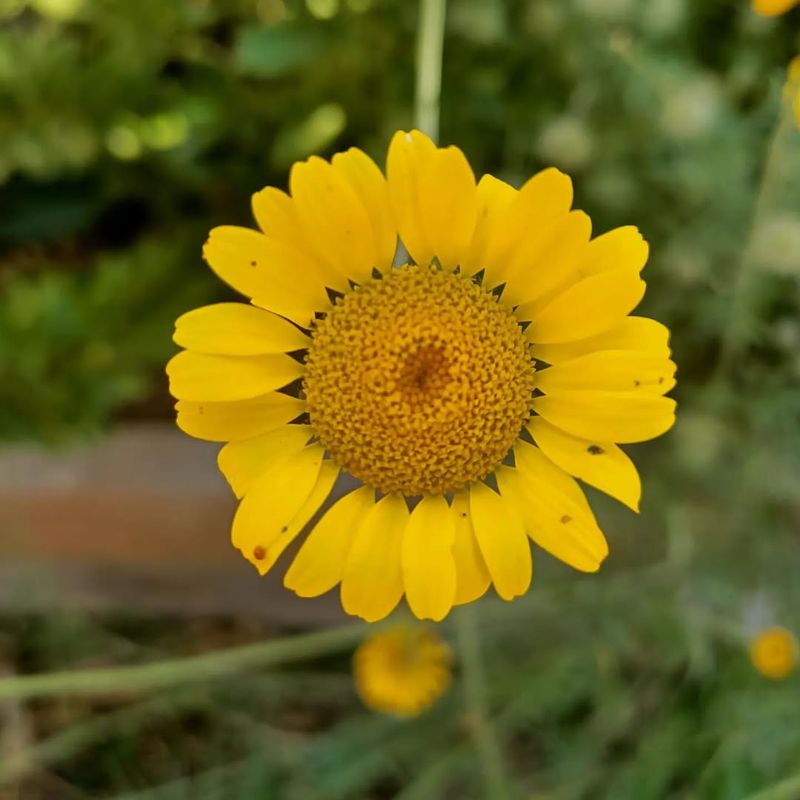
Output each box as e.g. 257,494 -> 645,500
167,130 -> 677,623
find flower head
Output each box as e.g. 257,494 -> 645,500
749,626 -> 798,680
752,0 -> 799,15
167,130 -> 676,622
353,625 -> 452,717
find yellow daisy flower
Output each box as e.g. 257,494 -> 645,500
788,57 -> 800,127
749,626 -> 798,680
753,0 -> 800,14
167,130 -> 676,623
353,625 -> 452,717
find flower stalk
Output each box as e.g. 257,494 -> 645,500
0,623 -> 367,702
456,606 -> 513,800
414,0 -> 447,140
716,81 -> 796,374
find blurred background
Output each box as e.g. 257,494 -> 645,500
1,0 -> 800,797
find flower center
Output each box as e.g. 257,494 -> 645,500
303,266 -> 535,495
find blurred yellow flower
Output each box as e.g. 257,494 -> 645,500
749,626 -> 798,680
788,56 -> 800,127
752,0 -> 800,15
353,626 -> 452,717
167,130 -> 676,622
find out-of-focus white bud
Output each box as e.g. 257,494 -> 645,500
536,115 -> 594,171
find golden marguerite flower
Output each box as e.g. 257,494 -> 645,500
167,130 -> 676,622
788,57 -> 800,127
752,0 -> 799,14
353,625 -> 452,717
749,626 -> 798,680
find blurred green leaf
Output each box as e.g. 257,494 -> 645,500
234,22 -> 327,78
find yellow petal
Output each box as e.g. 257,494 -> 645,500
497,444 -> 608,572
512,442 -> 607,543
462,175 -> 517,275
285,485 -> 376,597
533,316 -> 671,364
535,351 -> 677,396
484,168 -> 573,287
416,144 -> 477,269
331,147 -> 397,271
752,0 -> 799,15
251,186 -> 306,245
468,481 -> 532,601
217,424 -> 313,498
580,226 -> 649,276
514,440 -> 592,516
175,393 -> 305,442
251,459 -> 340,575
231,443 -> 326,573
451,493 -> 491,605
290,156 -> 377,285
166,350 -> 303,402
527,417 -> 641,512
341,493 -> 408,622
202,226 -> 330,326
252,186 -> 348,294
533,391 -> 677,443
503,211 -> 592,308
402,495 -> 456,621
173,303 -> 310,355
526,269 -> 646,343
386,130 -> 437,267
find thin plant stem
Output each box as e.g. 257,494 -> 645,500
103,762 -> 244,800
741,771 -> 800,800
456,605 -> 513,800
414,0 -> 447,140
0,691 -> 204,785
0,622 -> 366,702
715,86 -> 796,375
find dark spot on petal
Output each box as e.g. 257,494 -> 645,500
658,376 -> 664,384
461,512 -> 467,518
280,526 -> 288,533
253,546 -> 266,560
560,515 -> 571,524
250,260 -> 257,267
587,445 -> 604,455
634,380 -> 641,386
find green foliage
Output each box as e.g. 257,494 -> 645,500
0,236 -> 211,442
234,20 -> 328,77
3,575 -> 800,799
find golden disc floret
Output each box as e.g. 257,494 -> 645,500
303,266 -> 535,495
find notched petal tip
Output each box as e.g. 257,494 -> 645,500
239,547 -> 271,577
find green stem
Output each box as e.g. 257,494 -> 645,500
456,605 -> 513,800
104,762 -> 244,800
715,87 -> 795,375
0,691 -> 205,785
742,771 -> 800,800
414,0 -> 447,140
0,623 -> 366,702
